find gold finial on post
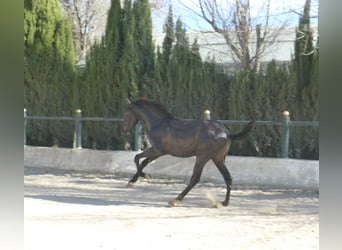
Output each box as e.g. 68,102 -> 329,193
203,110 -> 211,120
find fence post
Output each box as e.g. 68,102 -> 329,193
24,108 -> 27,145
203,110 -> 211,120
134,121 -> 142,151
73,109 -> 82,149
281,111 -> 290,158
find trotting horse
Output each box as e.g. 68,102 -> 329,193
122,98 -> 254,207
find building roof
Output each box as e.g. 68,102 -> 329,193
76,25 -> 318,70
152,26 -> 318,64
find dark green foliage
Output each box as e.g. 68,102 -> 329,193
219,0 -> 318,159
154,12 -> 230,120
79,0 -> 124,149
162,5 -> 174,67
78,0 -> 156,149
24,0 -> 76,147
290,0 -> 318,159
226,62 -> 296,157
24,1 -> 318,159
225,56 -> 318,159
132,0 -> 155,96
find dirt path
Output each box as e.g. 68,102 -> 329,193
24,167 -> 319,250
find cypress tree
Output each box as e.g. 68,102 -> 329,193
162,5 -> 174,67
80,0 -> 157,149
155,5 -> 174,109
294,0 -> 315,102
223,1 -> 319,159
121,0 -> 138,98
155,9 -> 231,119
153,46 -> 163,100
293,0 -> 318,118
24,0 -> 76,146
80,0 -> 125,149
168,17 -> 189,116
132,0 -> 155,96
291,0 -> 318,159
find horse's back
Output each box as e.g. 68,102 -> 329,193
168,118 -> 229,141
158,119 -> 230,157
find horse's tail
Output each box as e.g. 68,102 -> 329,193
229,121 -> 255,140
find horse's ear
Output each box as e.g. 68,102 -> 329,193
127,93 -> 135,104
127,95 -> 135,104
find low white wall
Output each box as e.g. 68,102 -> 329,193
24,146 -> 319,190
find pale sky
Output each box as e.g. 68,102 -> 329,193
151,0 -> 319,33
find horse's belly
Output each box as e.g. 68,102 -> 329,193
164,137 -> 197,157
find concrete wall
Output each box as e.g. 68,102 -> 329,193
24,146 -> 319,190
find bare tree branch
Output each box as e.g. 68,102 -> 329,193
60,0 -> 110,60
186,0 -> 290,73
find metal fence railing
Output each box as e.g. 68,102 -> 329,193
24,109 -> 319,158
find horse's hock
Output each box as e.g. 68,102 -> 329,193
24,146 -> 319,190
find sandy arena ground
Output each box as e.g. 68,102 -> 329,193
24,166 -> 319,250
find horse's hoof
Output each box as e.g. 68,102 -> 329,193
127,182 -> 134,188
168,199 -> 181,207
139,173 -> 152,179
221,201 -> 229,207
144,174 -> 152,179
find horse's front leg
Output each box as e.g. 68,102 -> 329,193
127,147 -> 162,187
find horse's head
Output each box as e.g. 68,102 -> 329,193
122,99 -> 138,135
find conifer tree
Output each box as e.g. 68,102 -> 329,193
121,0 -> 138,98
291,0 -> 318,159
294,0 -> 318,119
79,0 -> 156,149
162,5 -> 174,67
153,47 -> 163,99
80,0 -> 125,149
132,0 -> 155,96
155,7 -> 231,119
155,5 -> 174,107
24,0 -> 76,146
166,17 -> 190,116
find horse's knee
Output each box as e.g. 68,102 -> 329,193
134,155 -> 140,166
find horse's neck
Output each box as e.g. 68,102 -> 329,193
136,108 -> 165,131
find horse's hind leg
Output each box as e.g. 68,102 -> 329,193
169,156 -> 209,206
212,157 -> 232,206
127,147 -> 161,186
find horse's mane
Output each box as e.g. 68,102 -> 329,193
134,98 -> 174,119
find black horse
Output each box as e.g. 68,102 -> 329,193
122,98 -> 254,207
